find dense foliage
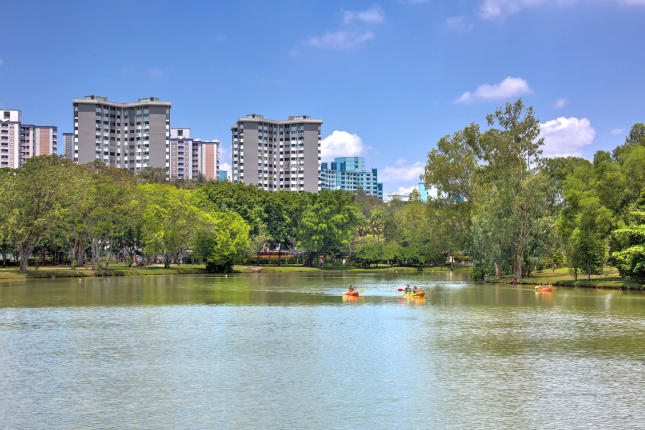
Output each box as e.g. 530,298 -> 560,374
0,104 -> 642,282
420,99 -> 645,281
0,157 -> 249,272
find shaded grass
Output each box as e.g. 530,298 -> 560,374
232,265 -> 472,273
0,265 -> 209,279
0,263 -> 470,279
510,267 -> 644,290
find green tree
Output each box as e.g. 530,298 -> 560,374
0,155 -> 78,272
610,209 -> 645,282
612,122 -> 645,162
423,124 -> 480,203
298,190 -> 359,265
137,167 -> 168,184
557,189 -> 613,281
194,211 -> 250,273
137,184 -> 206,268
247,224 -> 272,265
80,163 -> 137,269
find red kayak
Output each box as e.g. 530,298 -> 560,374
343,291 -> 359,296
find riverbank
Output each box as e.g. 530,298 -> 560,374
233,265 -> 472,273
0,265 -> 209,279
0,264 -> 471,279
507,267 -> 644,290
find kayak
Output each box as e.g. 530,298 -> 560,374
404,291 -> 426,298
343,291 -> 359,296
536,286 -> 553,293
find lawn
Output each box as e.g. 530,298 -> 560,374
0,264 -> 209,279
233,264 -> 471,273
510,267 -> 644,290
0,263 -> 470,279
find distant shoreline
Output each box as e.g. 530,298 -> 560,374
0,264 -> 471,281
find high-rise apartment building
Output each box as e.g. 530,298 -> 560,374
0,110 -> 57,168
169,128 -> 220,181
73,95 -> 170,171
321,156 -> 383,200
62,132 -> 77,162
231,114 -> 322,193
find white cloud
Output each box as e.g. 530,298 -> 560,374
539,117 -> 596,157
149,67 -> 173,77
321,131 -> 369,160
380,159 -> 424,183
550,98 -> 568,109
220,162 -> 231,175
478,0 -> 644,21
387,185 -> 418,197
479,0 -> 523,19
397,0 -> 429,3
220,143 -> 231,162
343,6 -> 385,23
306,31 -> 375,50
444,16 -> 474,31
455,77 -> 533,104
610,128 -> 624,135
120,66 -> 132,76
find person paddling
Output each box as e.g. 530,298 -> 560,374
404,285 -> 412,294
348,285 -> 356,293
413,286 -> 421,294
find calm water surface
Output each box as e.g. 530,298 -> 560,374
1,271 -> 645,429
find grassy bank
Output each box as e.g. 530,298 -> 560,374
233,264 -> 472,273
509,267 -> 644,290
0,263 -> 471,279
0,265 -> 209,279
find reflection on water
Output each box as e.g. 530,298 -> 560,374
1,271 -> 645,429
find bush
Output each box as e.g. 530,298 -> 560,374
206,261 -> 233,273
472,261 -> 496,281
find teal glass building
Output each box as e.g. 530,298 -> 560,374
321,157 -> 383,200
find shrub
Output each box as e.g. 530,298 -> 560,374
205,261 -> 233,273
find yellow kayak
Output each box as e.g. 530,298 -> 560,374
404,291 -> 426,298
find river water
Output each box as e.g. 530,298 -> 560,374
1,271 -> 644,429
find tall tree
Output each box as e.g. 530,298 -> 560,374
298,190 -> 359,265
137,184 -> 206,268
0,155 -> 78,272
193,211 -> 250,273
610,209 -> 645,282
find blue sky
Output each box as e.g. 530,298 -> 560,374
1,0 -> 643,195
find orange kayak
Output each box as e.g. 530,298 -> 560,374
537,287 -> 553,293
343,291 -> 359,296
404,292 -> 426,298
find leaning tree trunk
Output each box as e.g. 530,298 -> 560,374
90,238 -> 96,270
164,251 -> 170,269
18,239 -> 34,273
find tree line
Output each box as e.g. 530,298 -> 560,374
417,99 -> 645,282
0,158 -> 363,272
1,101 -> 642,282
